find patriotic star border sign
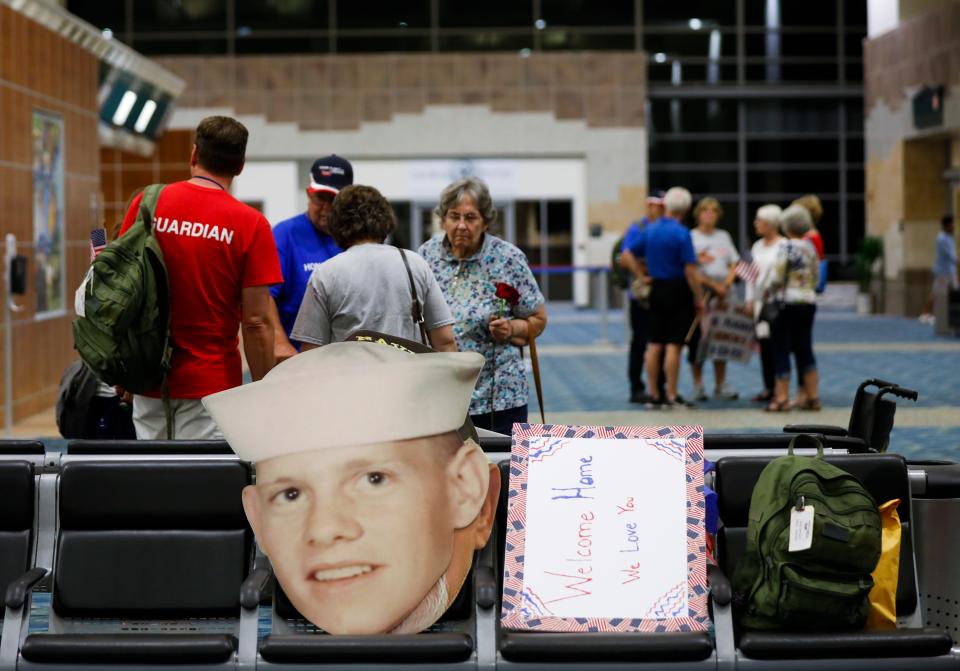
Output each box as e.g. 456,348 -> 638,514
500,424 -> 709,633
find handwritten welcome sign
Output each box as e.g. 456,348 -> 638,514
501,424 -> 708,633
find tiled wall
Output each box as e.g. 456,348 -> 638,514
0,4 -> 100,425
100,130 -> 193,235
154,52 -> 647,131
863,1 -> 960,316
863,1 -> 960,113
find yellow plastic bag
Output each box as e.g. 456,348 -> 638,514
866,498 -> 901,629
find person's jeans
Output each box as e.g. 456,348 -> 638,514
771,303 -> 817,380
759,336 -> 776,392
629,299 -> 649,394
471,404 -> 528,436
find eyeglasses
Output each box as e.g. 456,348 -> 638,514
445,212 -> 482,225
308,192 -> 335,204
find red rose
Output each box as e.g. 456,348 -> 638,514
495,282 -> 521,305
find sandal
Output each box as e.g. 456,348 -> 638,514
751,391 -> 773,403
764,399 -> 792,413
798,397 -> 822,411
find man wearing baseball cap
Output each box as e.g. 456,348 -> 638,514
202,333 -> 500,635
269,155 -> 354,360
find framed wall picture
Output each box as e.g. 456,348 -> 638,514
32,109 -> 66,316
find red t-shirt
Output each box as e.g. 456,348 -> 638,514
120,181 -> 282,398
805,228 -> 825,260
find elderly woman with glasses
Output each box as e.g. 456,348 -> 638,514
419,177 -> 547,435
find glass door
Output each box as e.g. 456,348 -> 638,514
514,200 -> 573,301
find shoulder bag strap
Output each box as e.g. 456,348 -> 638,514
398,248 -> 429,345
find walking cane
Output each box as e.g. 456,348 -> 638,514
684,287 -> 713,344
527,336 -> 546,424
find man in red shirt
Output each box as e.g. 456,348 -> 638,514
119,115 -> 282,439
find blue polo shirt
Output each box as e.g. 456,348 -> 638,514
620,216 -> 654,254
625,216 -> 697,280
270,213 -> 342,342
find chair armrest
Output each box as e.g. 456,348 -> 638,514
783,425 -> 848,437
5,567 -> 48,609
239,567 -> 272,610
707,564 -> 732,606
475,565 -> 497,609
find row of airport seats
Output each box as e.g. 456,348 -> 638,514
1,437 -> 958,670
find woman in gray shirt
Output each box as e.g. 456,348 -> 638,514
292,185 -> 456,351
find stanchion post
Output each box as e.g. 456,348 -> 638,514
4,234 -> 15,436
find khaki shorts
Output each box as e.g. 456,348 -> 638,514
132,396 -> 223,440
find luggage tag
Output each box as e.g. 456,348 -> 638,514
788,496 -> 814,552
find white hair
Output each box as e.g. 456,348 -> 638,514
780,204 -> 813,238
755,204 -> 782,226
663,187 -> 692,216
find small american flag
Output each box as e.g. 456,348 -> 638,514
735,259 -> 760,285
89,228 -> 107,261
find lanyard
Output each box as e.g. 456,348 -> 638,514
192,175 -> 225,190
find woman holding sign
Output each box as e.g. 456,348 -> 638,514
687,197 -> 740,402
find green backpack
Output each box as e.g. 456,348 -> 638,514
72,184 -> 172,399
731,434 -> 882,630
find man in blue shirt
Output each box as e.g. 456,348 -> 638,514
619,190 -> 664,404
269,155 -> 353,360
622,186 -> 703,407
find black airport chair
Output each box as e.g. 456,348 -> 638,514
785,379 -> 919,453
0,441 -> 44,457
713,453 -> 957,670
480,432 -> 871,457
910,462 -> 960,647
251,570 -> 477,670
0,460 -> 45,668
705,432 -> 870,455
494,460 -> 718,671
66,439 -> 235,456
15,460 -> 256,670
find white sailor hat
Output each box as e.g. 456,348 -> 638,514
202,336 -> 484,462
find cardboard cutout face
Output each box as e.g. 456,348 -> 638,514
243,433 -> 499,634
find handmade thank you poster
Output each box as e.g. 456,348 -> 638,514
501,425 -> 709,633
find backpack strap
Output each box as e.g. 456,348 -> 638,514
787,433 -> 824,458
139,184 -> 165,235
398,248 -> 429,346
139,183 -> 174,439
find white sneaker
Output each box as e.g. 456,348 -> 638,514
693,384 -> 708,402
714,383 -> 740,400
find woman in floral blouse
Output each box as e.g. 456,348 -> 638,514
758,204 -> 821,412
419,177 -> 547,434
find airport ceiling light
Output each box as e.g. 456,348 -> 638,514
534,18 -> 546,30
654,52 -> 668,63
134,99 -> 158,133
688,18 -> 703,30
112,90 -> 138,126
